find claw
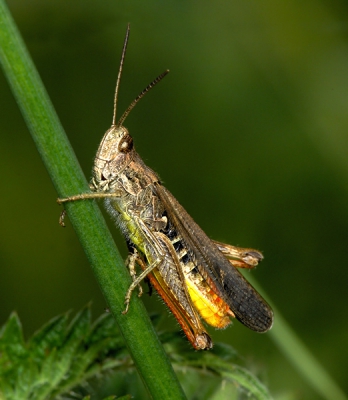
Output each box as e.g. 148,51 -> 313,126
122,301 -> 129,315
59,210 -> 66,227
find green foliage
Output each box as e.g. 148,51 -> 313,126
0,307 -> 123,400
0,308 -> 272,400
167,339 -> 271,400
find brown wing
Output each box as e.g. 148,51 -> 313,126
155,183 -> 273,332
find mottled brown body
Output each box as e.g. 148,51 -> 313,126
58,25 -> 273,349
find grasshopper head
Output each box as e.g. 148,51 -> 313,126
90,25 -> 168,191
92,125 -> 134,186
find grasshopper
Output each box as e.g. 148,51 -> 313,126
58,25 -> 273,350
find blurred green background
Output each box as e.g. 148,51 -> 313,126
1,1 -> 348,399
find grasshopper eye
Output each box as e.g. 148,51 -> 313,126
118,135 -> 133,153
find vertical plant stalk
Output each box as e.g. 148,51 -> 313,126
247,276 -> 347,400
0,1 -> 186,399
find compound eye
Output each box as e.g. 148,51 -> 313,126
118,135 -> 133,153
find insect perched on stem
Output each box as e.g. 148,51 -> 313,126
57,25 -> 273,350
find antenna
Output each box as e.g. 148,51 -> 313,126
117,69 -> 169,127
112,24 -> 130,126
112,25 -> 170,128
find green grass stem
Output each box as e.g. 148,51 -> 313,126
248,276 -> 347,400
0,2 -> 186,399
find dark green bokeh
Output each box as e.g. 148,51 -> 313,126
1,1 -> 348,399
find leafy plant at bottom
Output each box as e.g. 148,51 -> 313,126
0,307 -> 272,400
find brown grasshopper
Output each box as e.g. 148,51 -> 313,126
58,25 -> 273,350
